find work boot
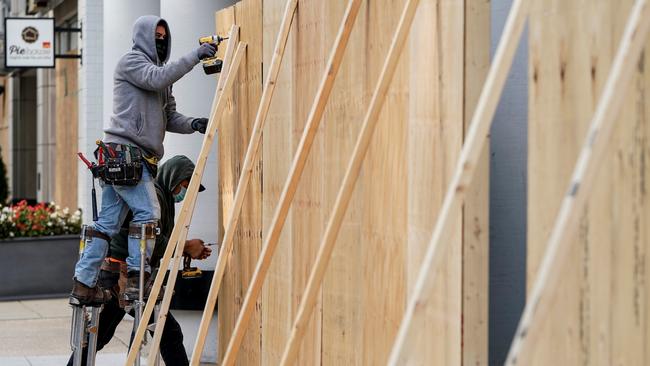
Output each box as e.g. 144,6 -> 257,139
124,271 -> 152,301
69,278 -> 111,306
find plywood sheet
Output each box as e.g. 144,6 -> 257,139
55,58 -> 78,211
288,0 -> 326,364
216,2 -> 264,365
320,0 -> 367,364
404,0 -> 464,364
216,0 -> 489,364
462,1 -> 491,364
260,0 -> 295,364
527,0 -> 650,364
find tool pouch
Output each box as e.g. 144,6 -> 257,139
93,143 -> 143,186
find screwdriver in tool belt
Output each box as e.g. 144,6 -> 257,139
96,140 -> 117,158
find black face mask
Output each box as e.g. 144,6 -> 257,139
156,38 -> 167,61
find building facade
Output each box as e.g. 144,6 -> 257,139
0,0 -> 236,362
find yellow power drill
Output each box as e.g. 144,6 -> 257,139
198,35 -> 228,74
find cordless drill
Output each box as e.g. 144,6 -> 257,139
182,255 -> 203,279
198,35 -> 228,74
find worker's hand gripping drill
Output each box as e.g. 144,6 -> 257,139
181,240 -> 216,279
197,34 -> 228,74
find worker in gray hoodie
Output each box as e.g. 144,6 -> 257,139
70,15 -> 216,305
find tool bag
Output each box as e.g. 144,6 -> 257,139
92,142 -> 144,186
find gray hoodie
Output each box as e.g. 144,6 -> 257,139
104,15 -> 199,159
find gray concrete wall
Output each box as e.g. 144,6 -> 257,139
489,0 -> 528,364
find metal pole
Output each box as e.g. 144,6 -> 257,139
86,306 -> 101,366
70,306 -> 85,366
71,225 -> 88,366
152,303 -> 161,366
134,224 -> 147,366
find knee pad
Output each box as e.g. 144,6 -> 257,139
128,222 -> 159,239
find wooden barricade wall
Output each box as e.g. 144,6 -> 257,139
216,2 -> 264,365
527,0 -> 650,364
54,58 -> 78,211
216,0 -> 489,364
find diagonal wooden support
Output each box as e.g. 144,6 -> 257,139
123,25 -> 241,365
505,0 -> 650,364
219,0 -> 364,364
277,0 -> 420,364
145,43 -> 247,366
386,0 -> 531,364
189,1 -> 298,364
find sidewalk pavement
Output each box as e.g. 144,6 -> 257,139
0,298 -> 152,365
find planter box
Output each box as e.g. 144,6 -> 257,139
0,235 -> 78,301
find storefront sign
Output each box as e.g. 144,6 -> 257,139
5,17 -> 55,68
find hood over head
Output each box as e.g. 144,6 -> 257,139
156,155 -> 205,198
132,15 -> 171,63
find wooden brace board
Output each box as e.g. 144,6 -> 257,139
387,0 -> 530,363
189,1 -> 298,364
123,26 -> 242,365
516,0 -> 650,364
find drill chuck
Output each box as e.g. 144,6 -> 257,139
198,35 -> 227,45
199,34 -> 227,75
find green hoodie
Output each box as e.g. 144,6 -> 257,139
108,155 -> 205,267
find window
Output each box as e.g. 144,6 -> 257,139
55,15 -> 78,55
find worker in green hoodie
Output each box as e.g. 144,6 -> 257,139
66,155 -> 212,366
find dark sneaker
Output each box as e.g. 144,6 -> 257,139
69,278 -> 111,306
124,271 -> 151,301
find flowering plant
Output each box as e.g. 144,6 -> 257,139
0,201 -> 82,239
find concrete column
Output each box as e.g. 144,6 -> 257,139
102,0 -> 160,126
160,0 -> 235,258
77,0 -> 103,223
160,2 -> 235,362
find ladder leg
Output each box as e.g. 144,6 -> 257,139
152,303 -> 162,366
86,306 -> 101,366
132,301 -> 142,366
132,224 -> 148,366
70,305 -> 86,366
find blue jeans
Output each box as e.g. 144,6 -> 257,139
74,168 -> 160,287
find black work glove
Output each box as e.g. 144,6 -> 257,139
191,118 -> 209,134
196,43 -> 217,60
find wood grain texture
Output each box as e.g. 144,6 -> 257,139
462,1 -> 491,364
55,59 -> 78,211
221,1 -> 363,363
214,1 -> 489,364
320,0 -> 366,364
524,0 -> 650,364
289,0 -> 327,364
260,0 -> 295,364
147,39 -> 247,366
125,27 -> 242,366
388,0 -> 528,363
278,0 -> 423,363
190,26 -> 242,365
405,0 -> 465,364
215,2 -> 264,365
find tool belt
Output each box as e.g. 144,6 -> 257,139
92,142 -> 144,186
